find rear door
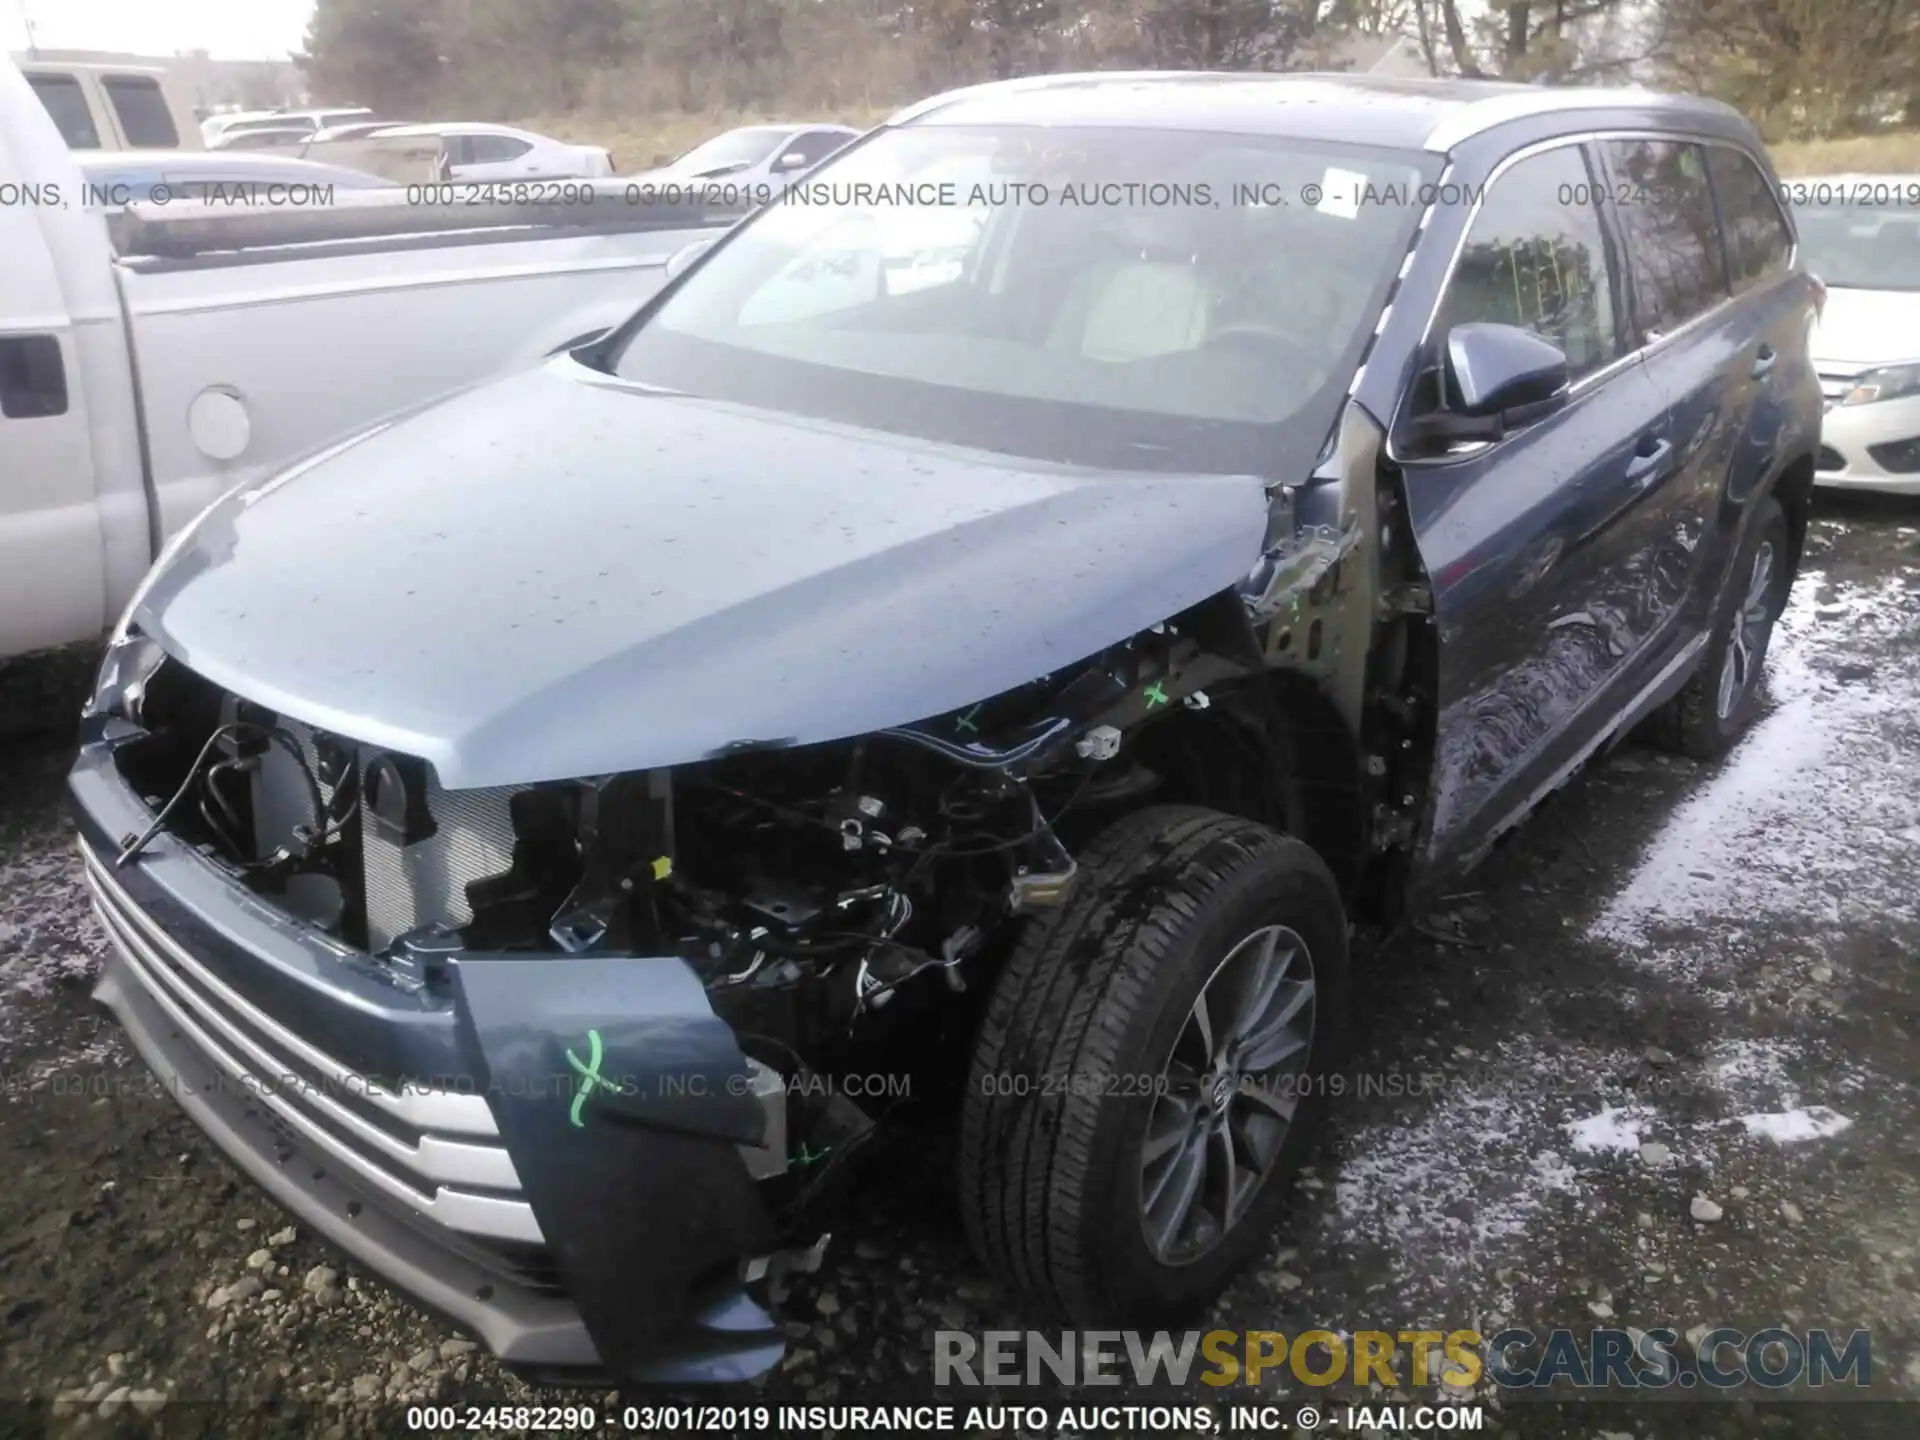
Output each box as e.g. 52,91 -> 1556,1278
1702,144 -> 1814,562
1595,138 -> 1767,644
1401,139 -> 1675,864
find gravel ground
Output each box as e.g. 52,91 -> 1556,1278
2,498 -> 1917,1440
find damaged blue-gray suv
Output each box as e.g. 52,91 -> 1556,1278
74,72 -> 1823,1385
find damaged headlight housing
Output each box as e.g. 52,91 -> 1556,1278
1841,361 -> 1920,407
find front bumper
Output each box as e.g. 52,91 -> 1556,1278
1815,390 -> 1920,495
73,739 -> 786,1386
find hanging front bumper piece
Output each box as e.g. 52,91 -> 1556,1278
72,738 -> 789,1387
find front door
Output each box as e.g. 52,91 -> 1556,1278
1400,140 -> 1675,866
0,119 -> 110,655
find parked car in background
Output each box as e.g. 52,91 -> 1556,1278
199,109 -> 283,147
68,72 -> 1821,1388
210,127 -> 318,153
205,107 -> 375,150
371,122 -> 614,180
16,59 -> 201,151
309,120 -> 414,145
632,122 -> 859,187
282,105 -> 375,133
74,149 -> 391,209
1790,176 -> 1920,494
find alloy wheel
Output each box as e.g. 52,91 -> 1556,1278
1716,540 -> 1776,720
1139,923 -> 1316,1265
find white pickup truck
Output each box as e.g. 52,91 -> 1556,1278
0,57 -> 743,673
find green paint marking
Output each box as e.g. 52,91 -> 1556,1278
796,1142 -> 832,1167
954,705 -> 983,735
1143,681 -> 1170,708
565,1028 -> 615,1129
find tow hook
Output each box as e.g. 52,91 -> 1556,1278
741,1232 -> 832,1307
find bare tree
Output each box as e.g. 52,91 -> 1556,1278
1661,0 -> 1920,137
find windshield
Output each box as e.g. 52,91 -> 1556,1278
610,124 -> 1438,473
1792,199 -> 1920,291
668,128 -> 787,175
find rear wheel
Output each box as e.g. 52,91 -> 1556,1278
958,806 -> 1349,1323
1644,495 -> 1792,759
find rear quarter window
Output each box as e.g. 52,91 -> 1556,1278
1706,146 -> 1794,293
1604,139 -> 1730,336
101,75 -> 180,148
26,74 -> 102,149
468,135 -> 533,162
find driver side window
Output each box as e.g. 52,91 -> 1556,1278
1434,145 -> 1623,383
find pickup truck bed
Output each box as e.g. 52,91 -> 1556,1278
1,55 -> 744,664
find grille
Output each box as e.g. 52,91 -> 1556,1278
83,843 -> 546,1249
1817,445 -> 1846,472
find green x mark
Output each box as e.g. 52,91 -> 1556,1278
954,704 -> 983,734
566,1028 -> 616,1129
1143,681 -> 1170,708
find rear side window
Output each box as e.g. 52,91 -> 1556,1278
101,75 -> 179,148
1433,144 -> 1622,382
468,135 -> 533,163
26,75 -> 102,149
1604,139 -> 1729,336
1706,146 -> 1794,293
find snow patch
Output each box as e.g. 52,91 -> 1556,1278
1737,1107 -> 1854,1143
1588,574 -> 1920,978
1565,1105 -> 1651,1154
1334,1042 -> 1604,1270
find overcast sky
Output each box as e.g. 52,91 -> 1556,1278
9,0 -> 315,60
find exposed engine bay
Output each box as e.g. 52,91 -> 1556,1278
97,598 -> 1342,1221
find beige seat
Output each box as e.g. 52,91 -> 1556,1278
1047,260 -> 1212,362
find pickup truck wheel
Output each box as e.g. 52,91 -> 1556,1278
1644,495 -> 1791,760
958,806 -> 1348,1323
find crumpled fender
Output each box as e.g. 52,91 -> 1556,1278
455,954 -> 784,1383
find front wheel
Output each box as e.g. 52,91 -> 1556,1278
1644,494 -> 1793,759
958,806 -> 1349,1323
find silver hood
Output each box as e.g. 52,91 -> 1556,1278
133,356 -> 1271,788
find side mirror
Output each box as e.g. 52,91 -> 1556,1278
1447,322 -> 1570,417
1410,322 -> 1571,450
664,237 -> 714,281
772,150 -> 809,173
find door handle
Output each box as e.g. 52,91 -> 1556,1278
1751,345 -> 1777,380
1624,437 -> 1672,486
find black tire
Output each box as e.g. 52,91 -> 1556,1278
958,805 -> 1349,1324
1643,495 -> 1793,760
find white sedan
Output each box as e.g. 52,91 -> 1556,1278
1791,175 -> 1920,494
630,123 -> 859,188
373,122 -> 614,181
